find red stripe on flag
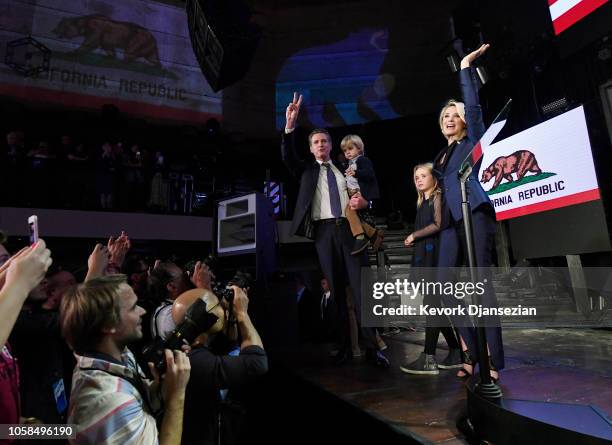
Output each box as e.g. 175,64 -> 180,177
471,142 -> 482,164
494,189 -> 600,220
553,0 -> 609,34
548,0 -> 558,5
0,83 -> 222,124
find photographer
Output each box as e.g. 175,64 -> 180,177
60,275 -> 190,445
176,285 -> 268,445
148,261 -> 191,340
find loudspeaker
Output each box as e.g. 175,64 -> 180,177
186,0 -> 261,92
216,193 -> 276,279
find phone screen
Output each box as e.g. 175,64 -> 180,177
28,215 -> 38,245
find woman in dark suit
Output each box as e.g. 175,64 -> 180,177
433,44 -> 504,382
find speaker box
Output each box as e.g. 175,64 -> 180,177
216,193 -> 276,279
186,0 -> 261,92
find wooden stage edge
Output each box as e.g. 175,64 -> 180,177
275,328 -> 612,444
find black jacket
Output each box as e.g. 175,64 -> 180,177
182,345 -> 268,445
432,67 -> 492,228
281,131 -> 323,239
281,131 -> 379,239
351,155 -> 380,201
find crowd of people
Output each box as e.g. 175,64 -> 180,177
0,131 -> 195,213
0,230 -> 268,445
0,42 -> 506,445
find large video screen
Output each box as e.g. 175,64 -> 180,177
478,106 -> 600,220
548,0 -> 609,35
275,28 -> 400,130
0,0 -> 221,123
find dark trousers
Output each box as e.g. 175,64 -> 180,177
436,207 -> 505,369
313,219 -> 377,351
424,292 -> 460,355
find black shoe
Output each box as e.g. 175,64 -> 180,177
366,349 -> 390,368
400,353 -> 439,375
351,237 -> 370,255
438,348 -> 463,369
333,349 -> 353,366
371,229 -> 385,252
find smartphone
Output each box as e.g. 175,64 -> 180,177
28,215 -> 39,245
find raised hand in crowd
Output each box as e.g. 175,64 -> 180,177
107,230 -> 131,270
85,243 -> 110,281
0,240 -> 52,347
147,258 -> 162,278
231,285 -> 263,349
189,260 -> 214,290
285,92 -> 303,131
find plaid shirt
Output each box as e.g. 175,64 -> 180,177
68,349 -> 161,445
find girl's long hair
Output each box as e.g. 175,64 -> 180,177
414,162 -> 441,208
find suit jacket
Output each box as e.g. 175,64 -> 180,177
353,155 -> 380,201
281,131 -> 325,239
317,290 -> 337,342
433,67 -> 493,227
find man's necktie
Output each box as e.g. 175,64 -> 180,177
322,162 -> 342,217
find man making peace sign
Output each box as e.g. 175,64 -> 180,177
280,93 -> 389,367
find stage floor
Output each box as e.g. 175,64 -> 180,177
277,328 -> 612,444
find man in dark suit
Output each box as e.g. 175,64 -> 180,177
281,93 -> 388,367
318,277 -> 335,340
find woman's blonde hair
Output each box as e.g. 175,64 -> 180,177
340,134 -> 365,154
413,162 -> 440,208
438,99 -> 467,141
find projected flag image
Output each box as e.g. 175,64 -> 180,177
548,0 -> 609,35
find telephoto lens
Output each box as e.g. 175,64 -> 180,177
142,298 -> 219,373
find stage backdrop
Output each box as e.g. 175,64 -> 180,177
275,28 -> 400,130
478,106 -> 601,221
0,0 -> 221,123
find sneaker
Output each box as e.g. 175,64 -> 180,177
438,348 -> 463,369
400,353 -> 439,375
366,349 -> 390,368
351,237 -> 370,255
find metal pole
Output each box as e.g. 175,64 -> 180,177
459,168 -> 502,400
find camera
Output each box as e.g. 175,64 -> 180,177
143,254 -> 252,373
185,255 -> 252,303
213,270 -> 252,303
142,297 -> 218,373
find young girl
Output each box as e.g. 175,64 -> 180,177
399,163 -> 462,375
